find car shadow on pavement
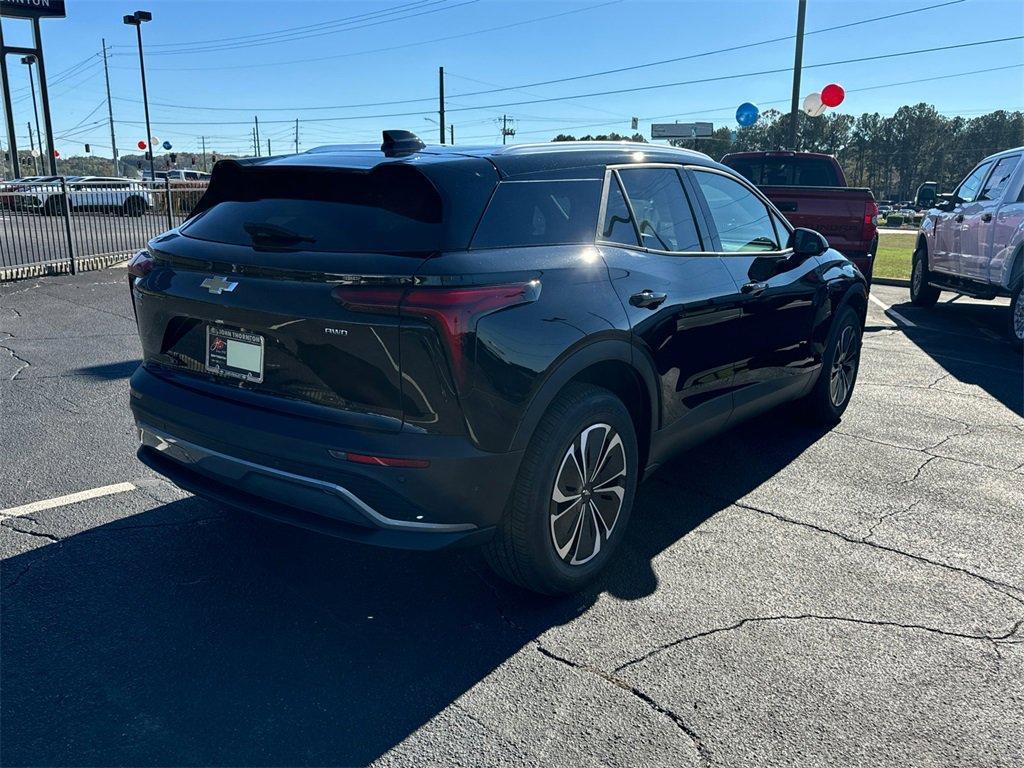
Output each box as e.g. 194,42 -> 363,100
73,359 -> 142,380
1,412 -> 827,766
885,297 -> 1022,414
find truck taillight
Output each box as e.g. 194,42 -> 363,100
332,280 -> 541,383
863,201 -> 879,241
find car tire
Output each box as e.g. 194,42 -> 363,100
1009,282 -> 1023,353
484,383 -> 639,595
123,196 -> 146,217
801,305 -> 863,426
910,246 -> 940,307
43,195 -> 65,217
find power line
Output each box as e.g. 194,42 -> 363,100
116,0 -> 624,72
109,35 -> 1024,127
124,0 -> 480,57
103,0 -> 973,115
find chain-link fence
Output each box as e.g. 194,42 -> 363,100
0,178 -> 208,280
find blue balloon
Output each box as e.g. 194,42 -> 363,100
736,102 -> 759,127
162,140 -> 173,150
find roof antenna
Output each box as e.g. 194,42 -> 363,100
381,130 -> 426,157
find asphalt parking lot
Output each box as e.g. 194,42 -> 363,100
1,269 -> 1022,767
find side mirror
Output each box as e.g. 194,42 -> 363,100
935,193 -> 959,212
787,227 -> 828,257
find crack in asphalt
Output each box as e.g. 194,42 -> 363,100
0,342 -> 31,381
613,615 -> 1024,674
864,500 -> 922,543
535,643 -> 710,766
1,518 -> 61,542
833,428 -> 1019,474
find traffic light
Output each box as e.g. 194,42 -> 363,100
169,153 -> 178,164
84,143 -> 91,153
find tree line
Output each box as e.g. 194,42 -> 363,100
552,104 -> 1024,200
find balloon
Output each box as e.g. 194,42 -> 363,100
162,140 -> 172,150
150,136 -> 160,145
821,83 -> 845,108
803,92 -> 826,117
30,148 -> 40,158
53,150 -> 60,158
736,102 -> 759,127
137,140 -> 148,150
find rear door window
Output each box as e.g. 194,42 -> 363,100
978,156 -> 1020,202
599,174 -> 639,247
617,167 -> 701,252
471,179 -> 601,249
691,171 -> 781,252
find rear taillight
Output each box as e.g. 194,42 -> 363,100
863,201 -> 879,241
332,280 -> 541,383
127,249 -> 154,279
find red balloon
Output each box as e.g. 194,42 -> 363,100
137,140 -> 148,150
53,150 -> 60,158
821,83 -> 845,108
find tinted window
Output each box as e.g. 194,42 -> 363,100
471,180 -> 601,249
183,165 -> 444,254
727,157 -> 840,187
600,175 -> 638,246
978,156 -> 1019,202
617,168 -> 701,252
693,171 -> 780,252
956,161 -> 993,203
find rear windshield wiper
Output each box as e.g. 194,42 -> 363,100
243,222 -> 316,246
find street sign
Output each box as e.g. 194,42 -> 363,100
651,122 -> 713,139
0,0 -> 66,19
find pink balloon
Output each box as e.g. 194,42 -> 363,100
821,83 -> 845,108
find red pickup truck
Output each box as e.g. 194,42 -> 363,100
721,151 -> 878,283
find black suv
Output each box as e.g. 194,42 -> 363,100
128,132 -> 867,594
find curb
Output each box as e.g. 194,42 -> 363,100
872,277 -> 910,288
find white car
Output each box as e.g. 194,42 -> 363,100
912,146 -> 1024,348
13,176 -> 154,217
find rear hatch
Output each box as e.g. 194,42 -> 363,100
133,158 -> 497,432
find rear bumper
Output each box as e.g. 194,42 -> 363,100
130,365 -> 523,550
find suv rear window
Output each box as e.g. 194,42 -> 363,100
183,164 -> 445,253
471,180 -> 602,249
727,157 -> 840,187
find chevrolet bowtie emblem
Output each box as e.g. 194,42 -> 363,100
201,276 -> 238,295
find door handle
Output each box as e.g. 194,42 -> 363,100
741,281 -> 768,295
955,213 -> 964,223
981,212 -> 993,223
629,289 -> 668,309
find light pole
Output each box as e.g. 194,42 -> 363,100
123,10 -> 154,182
20,56 -> 43,175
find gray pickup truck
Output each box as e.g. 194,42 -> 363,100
911,147 -> 1024,349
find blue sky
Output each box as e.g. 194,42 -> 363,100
2,0 -> 1022,160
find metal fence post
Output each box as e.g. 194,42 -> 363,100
164,177 -> 173,230
60,177 -> 76,275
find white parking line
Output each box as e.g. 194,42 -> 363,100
869,293 -> 917,328
0,482 -> 136,519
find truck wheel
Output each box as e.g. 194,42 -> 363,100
801,305 -> 862,426
484,383 -> 638,595
910,246 -> 940,307
1009,283 -> 1023,353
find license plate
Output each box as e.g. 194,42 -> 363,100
205,326 -> 264,383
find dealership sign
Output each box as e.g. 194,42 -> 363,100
0,0 -> 66,18
651,122 -> 714,139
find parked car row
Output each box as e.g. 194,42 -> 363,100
0,173 -> 210,217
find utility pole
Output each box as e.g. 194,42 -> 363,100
266,137 -> 271,156
295,118 -> 299,154
501,115 -> 515,145
27,122 -> 39,174
101,39 -> 119,176
788,0 -> 807,151
254,115 -> 261,157
449,124 -> 454,145
438,66 -> 445,145
201,135 -> 207,171
252,127 -> 257,157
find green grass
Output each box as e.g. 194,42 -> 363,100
874,230 -> 917,281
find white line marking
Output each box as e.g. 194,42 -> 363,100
0,482 -> 136,519
869,293 -> 917,328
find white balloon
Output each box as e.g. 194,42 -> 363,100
803,92 -> 826,117
150,135 -> 160,145
30,148 -> 40,157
